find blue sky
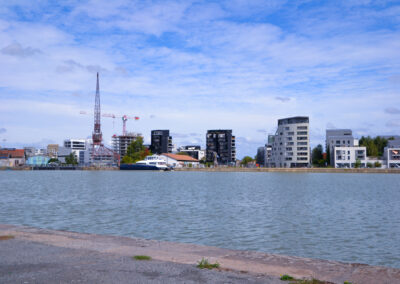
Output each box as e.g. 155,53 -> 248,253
0,0 -> 399,158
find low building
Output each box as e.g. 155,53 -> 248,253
333,146 -> 367,168
47,144 -> 59,158
57,147 -> 72,163
26,155 -> 50,166
383,138 -> 400,168
0,148 -> 25,167
160,153 -> 199,168
177,145 -> 205,160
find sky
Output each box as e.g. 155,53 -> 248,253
0,0 -> 399,158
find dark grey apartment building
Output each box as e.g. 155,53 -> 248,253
150,130 -> 172,154
206,129 -> 236,165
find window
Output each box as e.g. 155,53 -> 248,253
298,152 -> 308,156
285,157 -> 292,161
286,137 -> 293,141
297,147 -> 307,151
286,147 -> 292,151
298,136 -> 307,140
287,142 -> 294,146
297,126 -> 307,130
348,151 -> 350,154
297,131 -> 308,135
285,127 -> 290,130
297,142 -> 307,145
297,157 -> 308,161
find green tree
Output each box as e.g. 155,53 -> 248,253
240,156 -> 254,166
374,161 -> 382,168
65,153 -> 78,165
312,144 -> 323,166
121,155 -> 133,164
125,137 -> 151,163
354,159 -> 361,168
359,136 -> 387,157
326,146 -> 331,166
48,158 -> 59,163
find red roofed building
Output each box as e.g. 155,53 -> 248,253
160,153 -> 199,168
0,149 -> 26,167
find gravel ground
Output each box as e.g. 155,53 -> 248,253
0,238 -> 283,284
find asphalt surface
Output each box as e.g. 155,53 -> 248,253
0,238 -> 283,284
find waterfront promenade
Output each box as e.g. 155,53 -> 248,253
1,224 -> 399,283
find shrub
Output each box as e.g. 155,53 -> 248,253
133,255 -> 152,261
196,258 -> 220,269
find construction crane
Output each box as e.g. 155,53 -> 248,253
80,111 -> 139,136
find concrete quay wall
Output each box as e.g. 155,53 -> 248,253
175,167 -> 400,174
1,224 -> 399,284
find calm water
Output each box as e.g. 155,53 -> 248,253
1,171 -> 400,268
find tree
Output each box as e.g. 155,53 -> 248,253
359,136 -> 388,157
65,153 -> 78,165
240,156 -> 254,166
312,144 -> 323,166
125,136 -> 151,163
374,161 -> 382,168
354,159 -> 361,168
176,152 -> 189,156
48,158 -> 59,163
326,145 -> 331,166
121,155 -> 133,164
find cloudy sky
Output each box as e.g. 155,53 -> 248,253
0,0 -> 399,158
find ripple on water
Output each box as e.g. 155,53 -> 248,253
0,171 -> 400,268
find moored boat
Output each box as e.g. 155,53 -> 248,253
120,155 -> 169,171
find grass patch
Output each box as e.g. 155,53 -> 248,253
280,274 -> 334,284
196,258 -> 220,269
0,235 -> 15,241
133,255 -> 152,261
343,282 -> 353,284
281,274 -> 295,281
292,279 -> 332,284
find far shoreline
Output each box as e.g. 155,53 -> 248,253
2,166 -> 400,174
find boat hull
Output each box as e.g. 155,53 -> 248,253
120,164 -> 164,170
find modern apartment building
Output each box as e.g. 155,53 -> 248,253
64,139 -> 89,165
333,146 -> 367,168
269,116 -> 310,168
326,129 -> 358,165
112,133 -> 141,157
383,137 -> 400,168
206,129 -> 236,165
150,130 -> 172,154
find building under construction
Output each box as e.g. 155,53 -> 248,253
90,73 -> 120,166
112,133 -> 142,158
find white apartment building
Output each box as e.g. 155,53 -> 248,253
326,129 -> 358,165
64,139 -> 90,165
383,137 -> 400,168
333,146 -> 367,168
270,116 -> 310,168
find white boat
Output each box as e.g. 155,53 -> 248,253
120,155 -> 168,170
